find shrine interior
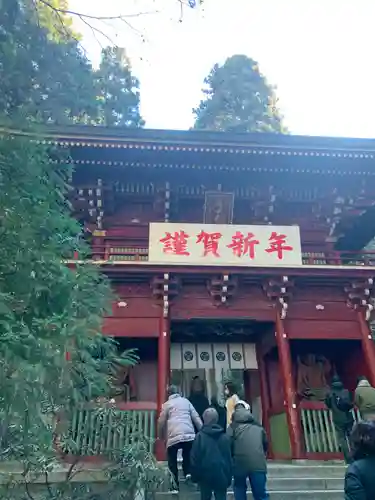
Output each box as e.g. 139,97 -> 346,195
112,337 -> 158,404
291,338 -> 366,394
108,323 -> 367,417
265,338 -> 366,409
169,318 -> 271,423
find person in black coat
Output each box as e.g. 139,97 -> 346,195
189,376 -> 210,421
210,396 -> 227,430
325,375 -> 354,464
190,407 -> 233,500
344,420 -> 375,500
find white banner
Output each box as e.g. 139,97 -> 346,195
148,223 -> 302,267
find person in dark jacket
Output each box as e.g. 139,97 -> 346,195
190,407 -> 233,500
227,405 -> 269,500
189,376 -> 210,421
210,396 -> 227,430
325,375 -> 354,464
344,420 -> 375,500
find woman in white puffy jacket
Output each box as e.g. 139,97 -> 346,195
158,385 -> 202,490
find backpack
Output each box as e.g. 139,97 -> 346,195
335,392 -> 353,412
193,432 -> 231,489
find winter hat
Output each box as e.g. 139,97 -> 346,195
331,375 -> 343,390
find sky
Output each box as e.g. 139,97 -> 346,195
69,0 -> 375,138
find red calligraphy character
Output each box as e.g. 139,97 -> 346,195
196,230 -> 222,257
265,231 -> 293,260
159,231 -> 190,256
227,231 -> 260,259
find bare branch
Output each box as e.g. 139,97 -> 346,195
31,0 -> 201,49
77,13 -> 116,48
36,0 -> 158,21
33,0 -> 157,48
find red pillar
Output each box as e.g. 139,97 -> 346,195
255,344 -> 273,458
275,313 -> 303,459
155,314 -> 170,461
357,311 -> 375,387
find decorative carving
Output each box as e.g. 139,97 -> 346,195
296,354 -> 331,401
232,351 -> 242,362
171,320 -> 255,342
204,191 -> 234,224
71,179 -> 114,227
112,365 -> 137,402
164,181 -> 171,222
200,351 -> 210,361
151,273 -> 179,317
184,351 -> 194,362
345,278 -> 375,321
207,274 -> 238,306
263,276 -> 293,319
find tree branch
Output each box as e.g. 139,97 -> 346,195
77,13 -> 115,48
36,0 -> 158,21
33,0 -> 156,47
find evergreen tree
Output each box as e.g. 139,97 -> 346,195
0,0 -> 95,123
193,55 -> 286,133
0,130 -> 165,497
0,1 -> 144,127
0,131 -> 121,453
95,47 -> 144,127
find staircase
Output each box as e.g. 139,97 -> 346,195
158,461 -> 346,499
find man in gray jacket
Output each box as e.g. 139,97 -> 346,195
227,403 -> 269,500
158,385 -> 202,491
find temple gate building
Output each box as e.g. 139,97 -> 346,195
49,125 -> 375,461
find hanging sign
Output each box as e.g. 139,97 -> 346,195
148,223 -> 302,267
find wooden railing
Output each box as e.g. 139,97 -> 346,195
300,402 -> 361,455
66,402 -> 157,457
89,244 -> 375,266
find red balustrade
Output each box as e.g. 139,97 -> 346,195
88,243 -> 375,267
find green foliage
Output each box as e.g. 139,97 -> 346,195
0,0 -> 143,127
0,132 -> 117,457
32,0 -> 80,42
193,55 -> 286,133
95,47 -> 145,128
0,131 -> 168,497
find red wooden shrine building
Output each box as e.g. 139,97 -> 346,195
49,125 -> 375,461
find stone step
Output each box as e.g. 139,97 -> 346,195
174,476 -> 344,491
264,465 -> 346,479
255,477 -> 343,490
176,465 -> 346,480
157,491 -> 343,500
